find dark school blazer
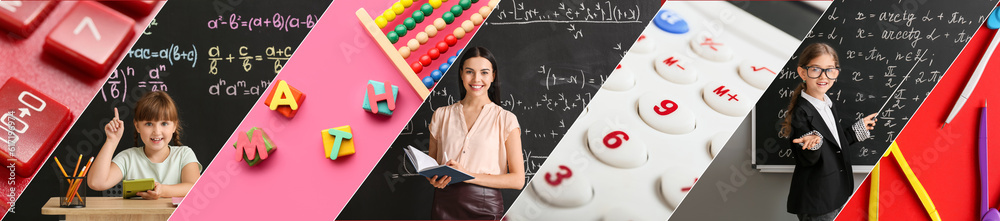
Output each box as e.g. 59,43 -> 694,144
786,95 -> 864,215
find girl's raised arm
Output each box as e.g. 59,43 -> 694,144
87,108 -> 125,191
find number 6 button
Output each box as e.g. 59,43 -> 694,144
586,119 -> 647,168
44,1 -> 135,77
638,92 -> 695,134
531,164 -> 594,208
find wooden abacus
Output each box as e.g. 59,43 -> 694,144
356,0 -> 499,99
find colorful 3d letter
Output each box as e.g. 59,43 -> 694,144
263,80 -> 306,118
322,125 -> 355,160
362,80 -> 398,115
233,127 -> 277,166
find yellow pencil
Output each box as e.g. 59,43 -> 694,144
53,157 -> 69,178
65,157 -> 94,204
72,155 -> 82,179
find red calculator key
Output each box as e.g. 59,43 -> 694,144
0,78 -> 73,178
101,0 -> 158,18
0,0 -> 54,37
44,1 -> 135,77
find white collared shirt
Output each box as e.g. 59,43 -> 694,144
800,92 -> 841,147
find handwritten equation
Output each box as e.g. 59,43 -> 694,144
208,79 -> 271,97
101,65 -> 169,103
492,0 -> 643,39
207,46 -> 293,74
207,13 -> 319,32
125,44 -> 198,68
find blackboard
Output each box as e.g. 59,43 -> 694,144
6,0 -> 331,219
752,0 -> 998,171
338,0 -> 659,219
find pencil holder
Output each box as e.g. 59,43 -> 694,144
59,176 -> 86,208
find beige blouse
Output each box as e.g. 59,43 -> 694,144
429,102 -> 520,175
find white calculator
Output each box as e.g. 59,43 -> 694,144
503,1 -> 816,220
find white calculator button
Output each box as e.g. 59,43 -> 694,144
531,164 -> 594,208
702,81 -> 753,117
689,32 -> 733,62
710,132 -> 729,158
603,64 -> 636,91
738,60 -> 779,89
659,168 -> 700,209
586,119 -> 648,169
630,34 -> 655,54
637,92 -> 696,134
653,53 -> 698,84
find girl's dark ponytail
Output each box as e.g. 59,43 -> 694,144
779,82 -> 805,138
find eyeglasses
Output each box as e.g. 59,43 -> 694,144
801,66 -> 840,80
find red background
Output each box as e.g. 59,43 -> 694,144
837,24 -> 1000,220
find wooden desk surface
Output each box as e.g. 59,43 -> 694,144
41,197 -> 176,215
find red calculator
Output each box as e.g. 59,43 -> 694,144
0,0 -> 163,211
0,0 -> 162,169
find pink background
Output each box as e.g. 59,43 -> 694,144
169,0 -> 489,219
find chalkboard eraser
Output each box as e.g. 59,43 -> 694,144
263,80 -> 306,118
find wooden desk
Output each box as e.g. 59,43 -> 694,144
41,197 -> 175,221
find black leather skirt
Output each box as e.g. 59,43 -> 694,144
431,182 -> 504,220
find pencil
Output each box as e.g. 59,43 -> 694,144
72,155 -> 82,179
65,158 -> 94,204
53,157 -> 69,178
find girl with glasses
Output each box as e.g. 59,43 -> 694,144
780,43 -> 878,221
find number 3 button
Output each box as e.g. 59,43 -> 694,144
531,164 -> 594,208
586,119 -> 647,168
44,1 -> 135,77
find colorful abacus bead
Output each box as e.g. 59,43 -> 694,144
423,76 -> 435,88
450,5 -> 464,16
442,12 -> 455,24
411,62 -> 424,73
445,34 -> 458,46
394,24 -> 407,37
431,70 -> 443,81
376,16 -> 388,28
428,48 -> 441,59
460,0 -> 472,9
419,55 -> 433,66
436,41 -> 449,52
392,2 -> 405,14
412,10 -> 425,23
387,31 -> 399,43
438,63 -> 450,72
383,9 -> 396,21
404,18 -> 417,30
421,3 -> 434,15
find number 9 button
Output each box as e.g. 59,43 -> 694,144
637,92 -> 695,134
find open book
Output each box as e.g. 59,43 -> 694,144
404,145 -> 474,184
